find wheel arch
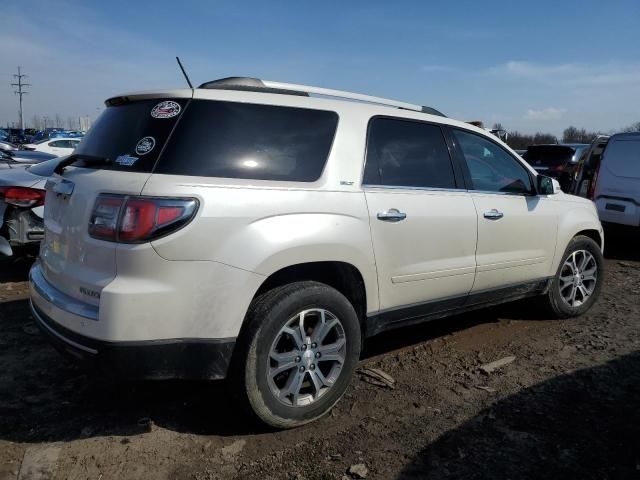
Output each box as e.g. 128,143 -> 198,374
552,206 -> 604,273
575,228 -> 603,250
251,261 -> 369,328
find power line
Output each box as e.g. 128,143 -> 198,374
10,66 -> 31,129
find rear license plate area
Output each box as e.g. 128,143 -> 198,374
605,203 -> 625,212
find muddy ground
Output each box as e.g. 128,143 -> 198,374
1,226 -> 639,480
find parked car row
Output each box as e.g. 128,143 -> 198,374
0,128 -> 84,146
518,134 -> 640,229
572,133 -> 640,228
521,144 -> 589,192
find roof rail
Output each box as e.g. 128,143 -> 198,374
262,80 -> 423,112
198,77 -> 445,116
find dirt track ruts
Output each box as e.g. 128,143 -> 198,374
0,226 -> 638,480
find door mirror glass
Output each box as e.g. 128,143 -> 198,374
537,175 -> 558,195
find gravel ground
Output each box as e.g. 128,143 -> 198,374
0,226 -> 638,480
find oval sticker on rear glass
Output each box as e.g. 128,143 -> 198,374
135,136 -> 156,155
151,100 -> 181,119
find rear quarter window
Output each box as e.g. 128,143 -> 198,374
155,100 -> 338,181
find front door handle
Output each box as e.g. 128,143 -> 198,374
483,209 -> 504,220
377,209 -> 407,222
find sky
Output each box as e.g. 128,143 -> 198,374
1,0 -> 639,135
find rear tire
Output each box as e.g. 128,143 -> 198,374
232,281 -> 361,429
541,235 -> 604,318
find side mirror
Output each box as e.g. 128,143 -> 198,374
537,175 -> 561,195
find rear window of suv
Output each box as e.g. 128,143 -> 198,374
74,99 -> 338,181
73,98 -> 188,172
523,145 -> 575,168
156,100 -> 338,181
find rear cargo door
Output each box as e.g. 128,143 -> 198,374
595,136 -> 640,225
597,137 -> 640,202
41,170 -> 152,305
39,95 -> 190,305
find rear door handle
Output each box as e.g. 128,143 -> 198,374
483,209 -> 504,220
377,209 -> 407,222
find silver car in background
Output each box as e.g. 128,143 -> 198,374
0,158 -> 63,257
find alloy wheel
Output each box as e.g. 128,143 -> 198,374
558,250 -> 598,307
267,308 -> 346,407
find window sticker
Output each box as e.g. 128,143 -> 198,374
151,100 -> 181,119
115,154 -> 138,166
135,136 -> 156,156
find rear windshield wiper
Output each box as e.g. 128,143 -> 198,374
0,158 -> 20,168
54,154 -> 112,175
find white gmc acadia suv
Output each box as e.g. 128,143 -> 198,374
29,77 -> 604,428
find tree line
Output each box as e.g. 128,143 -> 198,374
492,121 -> 640,150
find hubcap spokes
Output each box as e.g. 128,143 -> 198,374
268,308 -> 346,407
559,250 -> 598,307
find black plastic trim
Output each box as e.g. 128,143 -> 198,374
365,277 -> 551,337
31,302 -> 236,380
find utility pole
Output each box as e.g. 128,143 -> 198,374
11,66 -> 30,130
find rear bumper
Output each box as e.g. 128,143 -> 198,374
29,263 -> 236,380
31,301 -> 235,380
595,196 -> 640,227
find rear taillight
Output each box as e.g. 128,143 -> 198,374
89,194 -> 198,243
587,158 -> 602,200
587,168 -> 600,200
0,186 -> 46,207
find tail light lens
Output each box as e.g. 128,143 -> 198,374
587,168 -> 600,200
586,157 -> 602,200
0,186 -> 46,207
89,194 -> 198,243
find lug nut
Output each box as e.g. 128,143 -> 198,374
310,364 -> 316,370
311,343 -> 317,348
315,352 -> 321,358
299,366 -> 305,372
302,344 -> 307,350
295,356 -> 301,363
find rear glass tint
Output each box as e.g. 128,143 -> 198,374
156,100 -> 338,181
72,98 -> 187,172
524,146 -> 575,168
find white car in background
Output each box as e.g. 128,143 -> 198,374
591,132 -> 640,227
23,138 -> 81,156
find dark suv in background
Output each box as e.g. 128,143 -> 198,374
522,144 -> 589,192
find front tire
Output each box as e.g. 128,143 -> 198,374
542,235 -> 604,318
233,281 -> 361,429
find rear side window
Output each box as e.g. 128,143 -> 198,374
363,117 -> 456,188
156,101 -> 338,181
73,98 -> 188,172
